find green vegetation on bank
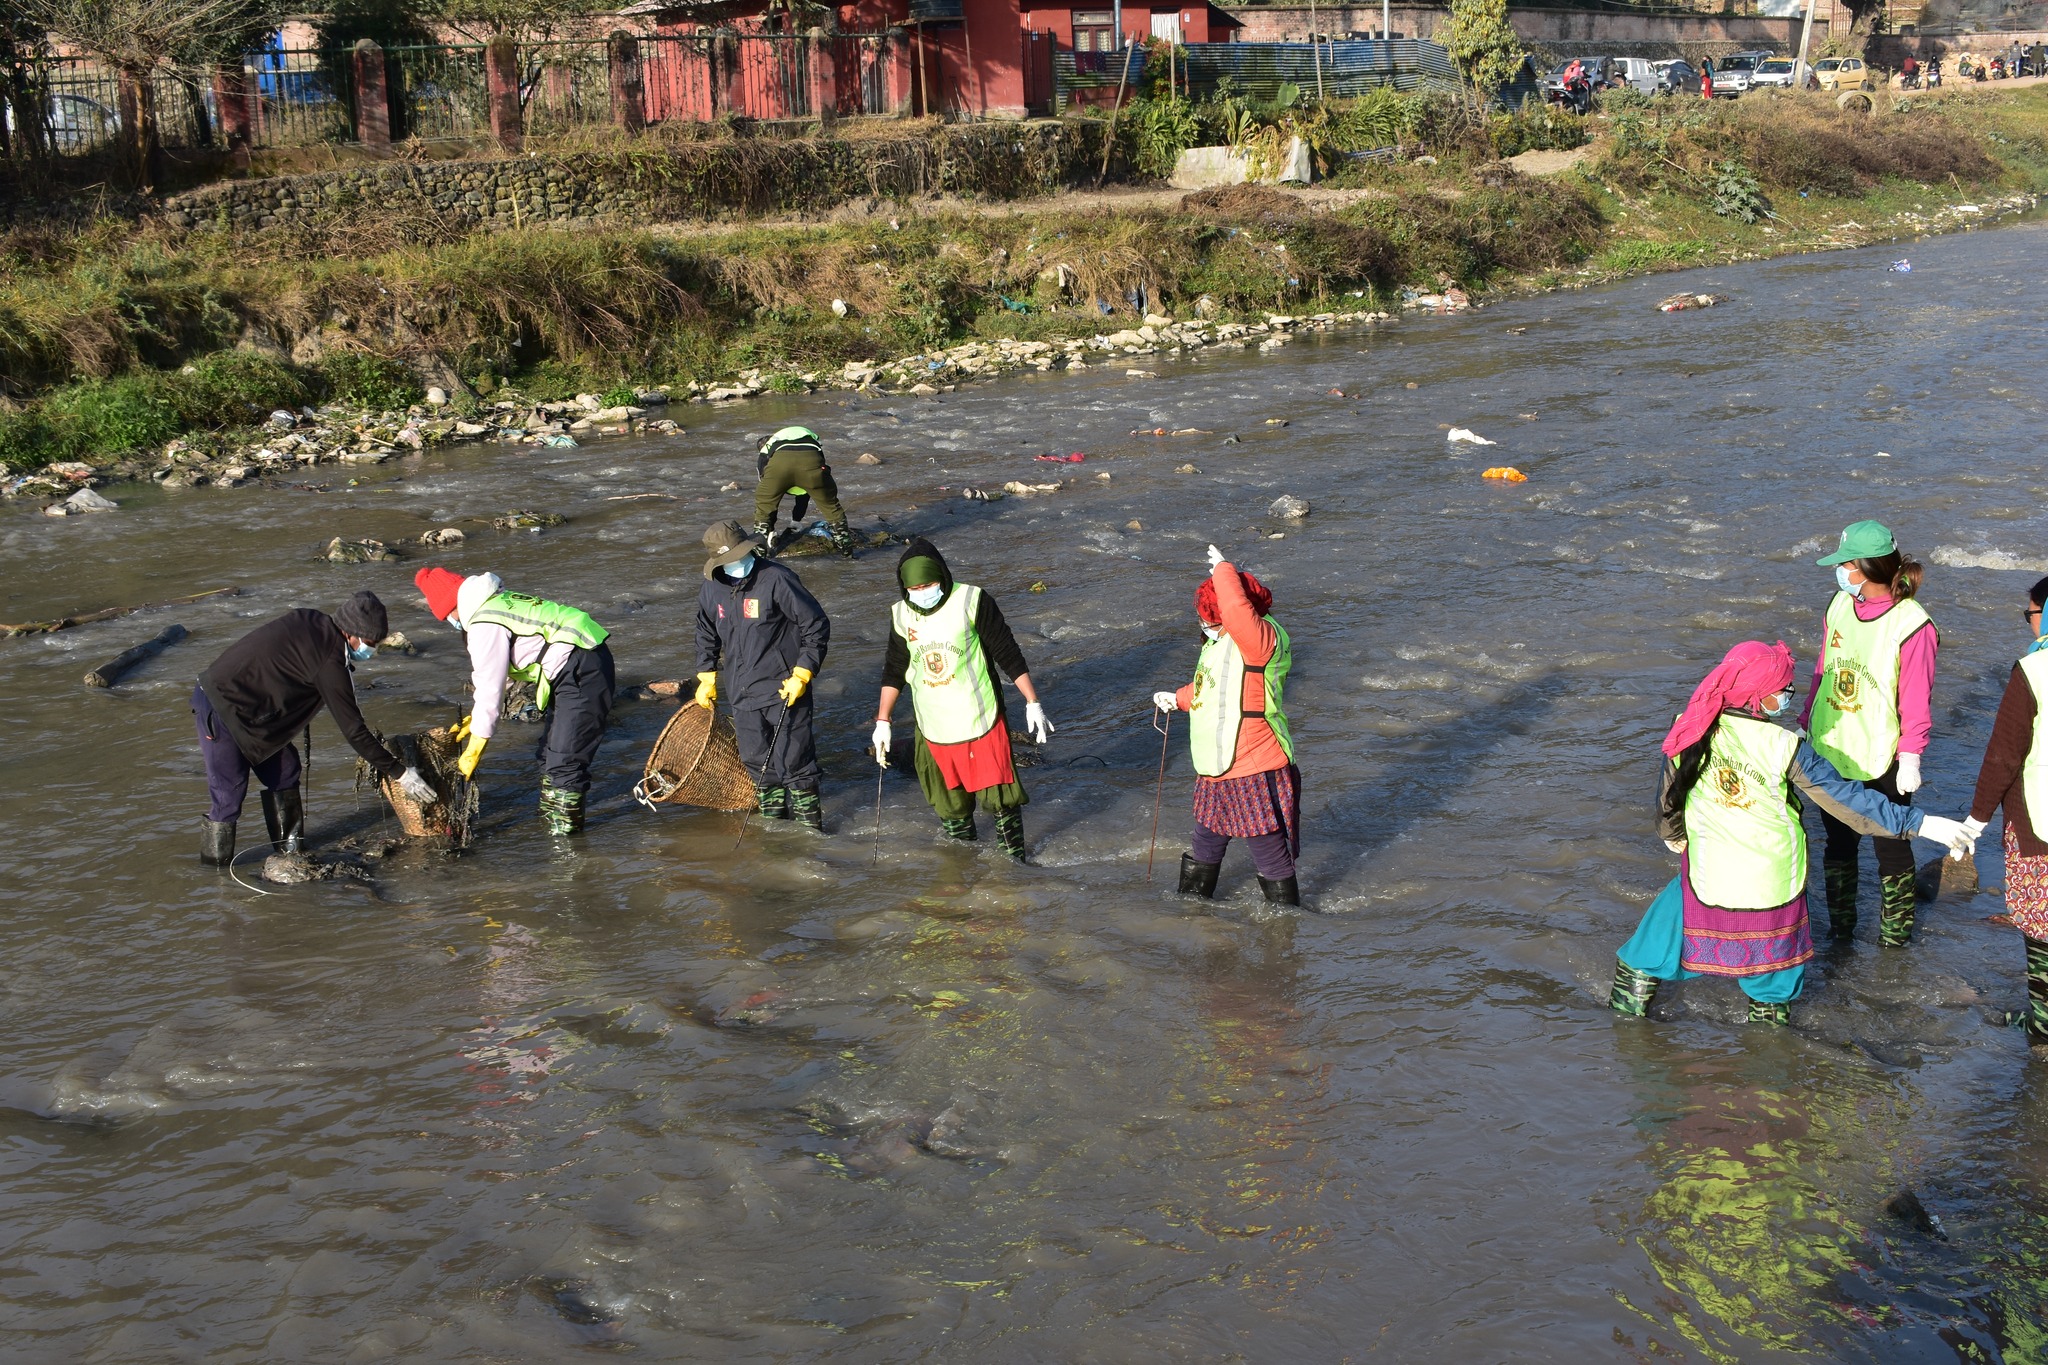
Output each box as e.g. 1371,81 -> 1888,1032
3,85 -> 2046,473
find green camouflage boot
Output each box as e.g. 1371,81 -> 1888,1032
1609,960 -> 1659,1018
827,520 -> 859,558
940,815 -> 977,842
752,519 -> 776,555
539,779 -> 584,836
1823,860 -> 1859,941
2026,938 -> 2048,1045
993,809 -> 1028,863
1879,870 -> 1918,948
756,785 -> 789,820
787,788 -> 823,832
1746,999 -> 1792,1027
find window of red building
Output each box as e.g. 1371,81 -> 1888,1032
1072,10 -> 1117,50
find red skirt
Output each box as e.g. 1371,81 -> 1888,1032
925,720 -> 1017,793
1192,764 -> 1301,854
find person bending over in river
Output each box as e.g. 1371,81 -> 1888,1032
1802,520 -> 1938,948
415,567 -> 614,837
1154,544 -> 1302,907
871,537 -> 1052,862
694,520 -> 832,831
752,426 -> 856,559
1611,640 -> 1973,1026
1961,575 -> 2048,1050
193,592 -> 435,866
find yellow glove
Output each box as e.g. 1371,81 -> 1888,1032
449,714 -> 472,742
693,672 -> 718,709
778,666 -> 814,706
456,733 -> 488,779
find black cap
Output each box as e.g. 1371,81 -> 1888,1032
333,590 -> 389,643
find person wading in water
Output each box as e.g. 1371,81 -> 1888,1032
752,426 -> 858,558
1611,640 -> 1973,1026
871,537 -> 1052,862
1803,520 -> 1939,948
1154,544 -> 1303,906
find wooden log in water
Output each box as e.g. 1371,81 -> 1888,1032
3,586 -> 238,637
82,624 -> 188,688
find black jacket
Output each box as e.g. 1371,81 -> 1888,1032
199,609 -> 403,778
695,559 -> 831,712
880,537 -> 1031,685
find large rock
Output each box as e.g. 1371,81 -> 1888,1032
1169,137 -> 1311,191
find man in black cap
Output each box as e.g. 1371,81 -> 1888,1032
192,591 -> 435,866
694,520 -> 832,829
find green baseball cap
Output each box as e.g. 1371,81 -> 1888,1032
1816,520 -> 1895,567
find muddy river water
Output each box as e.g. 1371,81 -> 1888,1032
5,219 -> 2048,1361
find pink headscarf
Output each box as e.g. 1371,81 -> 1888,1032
1661,640 -> 1797,757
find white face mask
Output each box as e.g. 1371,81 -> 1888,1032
1762,688 -> 1793,717
721,555 -> 756,580
347,641 -> 376,662
1835,565 -> 1859,598
1201,625 -> 1222,642
907,584 -> 944,610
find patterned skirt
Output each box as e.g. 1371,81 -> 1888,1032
2004,822 -> 2048,940
1192,764 -> 1301,854
1675,857 -> 1814,978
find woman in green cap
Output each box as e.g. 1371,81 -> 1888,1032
1803,519 -> 1938,948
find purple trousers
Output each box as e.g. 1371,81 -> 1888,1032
1191,823 -> 1296,879
193,684 -> 301,823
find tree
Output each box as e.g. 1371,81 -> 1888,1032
1436,0 -> 1528,98
19,0 -> 283,189
433,0 -> 597,44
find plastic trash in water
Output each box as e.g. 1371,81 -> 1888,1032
1034,453 -> 1085,462
543,434 -> 579,448
1447,428 -> 1496,446
268,409 -> 297,429
1482,466 -> 1529,483
1889,259 -> 1912,272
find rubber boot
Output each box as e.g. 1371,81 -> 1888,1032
756,785 -> 789,820
1879,870 -> 1918,948
1823,860 -> 1859,941
828,520 -> 859,559
539,779 -> 584,836
200,819 -> 236,867
1609,960 -> 1659,1017
752,519 -> 776,556
1257,875 -> 1300,906
940,815 -> 977,842
2026,937 -> 2048,1045
1746,999 -> 1792,1027
261,786 -> 304,853
788,788 -> 823,832
1177,853 -> 1221,898
994,809 -> 1028,862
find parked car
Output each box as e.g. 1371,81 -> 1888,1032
1653,59 -> 1702,96
1611,56 -> 1662,94
1,91 -> 120,153
1815,56 -> 1878,91
1538,55 -> 1623,103
1748,56 -> 1800,89
1710,50 -> 1775,97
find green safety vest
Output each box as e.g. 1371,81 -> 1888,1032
1187,619 -> 1294,778
891,584 -> 1001,745
2017,650 -> 2048,828
1682,713 -> 1805,910
465,591 -> 609,712
1807,592 -> 1934,781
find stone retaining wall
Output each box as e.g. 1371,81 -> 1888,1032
161,158 -> 650,233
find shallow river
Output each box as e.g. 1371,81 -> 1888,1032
5,219 -> 2048,1362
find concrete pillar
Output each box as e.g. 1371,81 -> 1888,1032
353,39 -> 391,148
486,35 -> 523,152
807,26 -> 836,122
609,30 -> 646,132
214,57 -> 254,151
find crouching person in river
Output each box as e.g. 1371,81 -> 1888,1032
1154,545 -> 1302,907
1611,640 -> 1974,1026
194,591 -> 435,865
415,566 -> 614,837
872,537 -> 1053,862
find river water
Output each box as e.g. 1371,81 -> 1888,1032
5,218 -> 2048,1362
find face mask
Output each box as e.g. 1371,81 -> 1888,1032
1201,626 -> 1222,642
1762,689 -> 1792,717
907,584 -> 944,610
347,641 -> 377,662
1835,565 -> 1859,597
449,616 -> 465,633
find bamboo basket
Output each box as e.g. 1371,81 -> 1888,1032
380,727 -> 476,842
635,704 -> 755,811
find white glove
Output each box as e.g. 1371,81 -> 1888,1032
1664,838 -> 1687,854
1206,544 -> 1226,570
870,720 -> 891,768
1962,817 -> 1988,841
1896,752 -> 1923,794
1153,690 -> 1179,712
397,767 -> 438,803
1025,702 -> 1054,745
1914,814 -> 1974,861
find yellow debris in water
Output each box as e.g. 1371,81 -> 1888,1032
1482,467 -> 1529,483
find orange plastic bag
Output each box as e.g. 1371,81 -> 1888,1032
1481,466 -> 1528,483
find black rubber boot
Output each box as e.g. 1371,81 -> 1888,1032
1177,853 -> 1222,898
994,809 -> 1028,862
756,785 -> 789,820
1609,960 -> 1658,1017
539,779 -> 584,836
201,819 -> 236,867
788,788 -> 823,832
1823,860 -> 1859,940
2026,937 -> 2048,1045
1879,870 -> 1918,948
940,815 -> 977,842
752,519 -> 776,556
828,520 -> 859,559
1746,999 -> 1792,1027
1257,875 -> 1300,906
260,786 -> 304,853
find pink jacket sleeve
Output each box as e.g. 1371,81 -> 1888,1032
1895,623 -> 1937,756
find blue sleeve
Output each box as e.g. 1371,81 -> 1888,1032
1790,739 -> 1922,837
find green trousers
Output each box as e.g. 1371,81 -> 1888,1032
913,734 -> 1028,819
754,447 -> 846,529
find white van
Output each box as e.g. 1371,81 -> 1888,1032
1611,57 -> 1662,94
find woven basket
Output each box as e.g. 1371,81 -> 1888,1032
636,704 -> 755,811
381,727 -> 472,839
